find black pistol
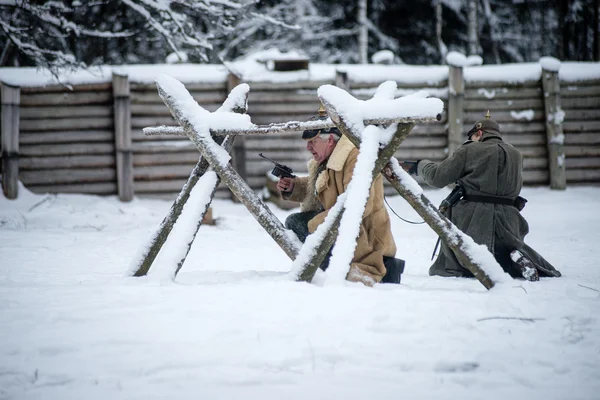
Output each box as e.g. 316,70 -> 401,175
259,153 -> 296,179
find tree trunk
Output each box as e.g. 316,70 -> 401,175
481,0 -> 500,64
435,0 -> 446,63
358,0 -> 368,64
557,0 -> 569,59
595,0 -> 600,61
0,41 -> 13,67
467,0 -> 479,56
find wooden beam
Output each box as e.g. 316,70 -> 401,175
1,82 -> 20,199
541,63 -> 567,190
228,73 -> 247,199
448,64 -> 465,155
20,91 -> 112,107
113,73 -> 134,201
142,115 -> 442,138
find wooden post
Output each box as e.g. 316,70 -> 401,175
447,63 -> 464,156
228,73 -> 246,201
335,70 -> 349,90
541,60 -> 566,190
112,73 -> 134,201
1,82 -> 20,199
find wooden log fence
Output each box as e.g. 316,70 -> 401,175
1,59 -> 600,199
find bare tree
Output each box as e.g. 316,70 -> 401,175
434,0 -> 447,63
358,0 -> 368,63
0,0 -> 278,73
467,0 -> 479,55
592,0 -> 600,61
481,0 -> 500,63
557,0 -> 569,59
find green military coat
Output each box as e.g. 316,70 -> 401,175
418,131 -> 561,278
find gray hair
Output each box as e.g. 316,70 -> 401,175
325,133 -> 341,143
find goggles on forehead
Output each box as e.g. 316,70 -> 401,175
302,127 -> 341,140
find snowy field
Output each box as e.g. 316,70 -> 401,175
1,183 -> 599,400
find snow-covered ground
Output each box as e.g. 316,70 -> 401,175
1,183 -> 598,400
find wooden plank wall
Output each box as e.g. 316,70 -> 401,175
560,78 -> 600,183
464,80 -> 548,185
242,80 -> 448,195
129,81 -> 229,197
17,83 -> 117,195
3,68 -> 599,201
244,81 -> 326,189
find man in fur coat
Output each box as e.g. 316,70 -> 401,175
276,110 -> 402,286
408,113 -> 561,281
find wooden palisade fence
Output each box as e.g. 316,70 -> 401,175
2,59 -> 600,200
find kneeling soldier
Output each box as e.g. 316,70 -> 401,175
404,111 -> 561,281
277,106 -> 404,286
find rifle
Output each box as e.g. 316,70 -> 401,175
258,153 -> 296,179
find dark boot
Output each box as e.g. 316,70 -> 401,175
382,257 -> 405,284
510,250 -> 539,281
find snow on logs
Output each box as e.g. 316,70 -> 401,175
317,83 -> 504,289
153,74 -> 302,263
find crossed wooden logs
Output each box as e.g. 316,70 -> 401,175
130,76 -> 505,290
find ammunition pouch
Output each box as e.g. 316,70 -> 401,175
514,196 -> 528,211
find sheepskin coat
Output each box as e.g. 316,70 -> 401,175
284,135 -> 397,285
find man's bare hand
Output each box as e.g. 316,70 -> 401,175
277,177 -> 295,193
